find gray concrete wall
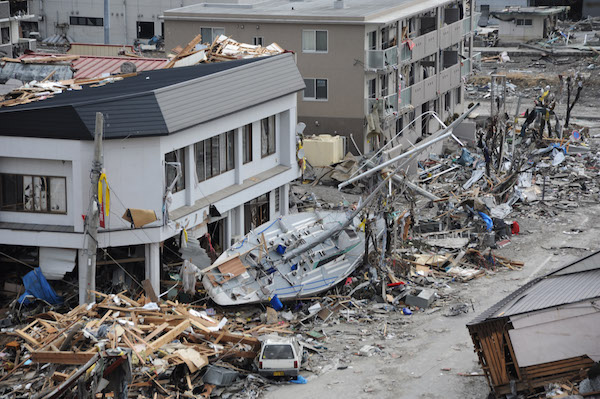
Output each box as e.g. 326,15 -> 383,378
30,0 -> 204,45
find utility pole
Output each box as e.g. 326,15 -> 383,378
83,113 -> 104,304
104,0 -> 110,44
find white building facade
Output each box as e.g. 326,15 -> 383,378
0,54 -> 304,303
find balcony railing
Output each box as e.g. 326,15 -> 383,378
365,93 -> 399,115
461,58 -> 471,77
399,42 -> 412,62
399,87 -> 411,109
365,47 -> 398,70
462,13 -> 481,35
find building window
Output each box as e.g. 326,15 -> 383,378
445,91 -> 451,111
243,124 -> 252,164
516,19 -> 533,26
396,117 -> 404,135
137,21 -> 155,39
194,131 -> 235,182
302,30 -> 327,53
0,174 -> 67,213
274,188 -> 280,213
380,74 -> 388,96
200,27 -> 225,43
165,149 -> 185,193
253,37 -> 264,46
455,86 -> 461,105
303,78 -> 328,100
367,31 -> 376,50
261,116 -> 276,157
244,193 -> 270,233
368,78 -> 376,98
1,27 -> 9,44
69,16 -> 104,26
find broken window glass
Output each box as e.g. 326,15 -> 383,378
49,177 -> 66,212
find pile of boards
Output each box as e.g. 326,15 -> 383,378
165,34 -> 285,68
0,290 -> 295,398
0,73 -> 136,108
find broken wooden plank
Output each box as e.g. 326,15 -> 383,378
148,320 -> 191,351
31,350 -> 97,365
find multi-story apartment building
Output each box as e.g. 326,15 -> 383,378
26,0 -> 204,45
164,0 -> 479,154
0,1 -> 37,57
0,54 -> 304,303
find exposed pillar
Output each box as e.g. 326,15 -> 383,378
224,211 -> 232,250
282,184 -> 290,215
236,204 -> 245,236
145,243 -> 160,296
78,249 -> 88,305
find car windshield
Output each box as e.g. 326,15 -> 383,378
262,344 -> 295,359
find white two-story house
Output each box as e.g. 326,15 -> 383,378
0,53 -> 304,303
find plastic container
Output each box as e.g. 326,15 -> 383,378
269,294 -> 284,311
203,365 -> 239,386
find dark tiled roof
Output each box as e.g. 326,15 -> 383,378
0,57 -> 268,140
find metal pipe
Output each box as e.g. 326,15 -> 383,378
338,103 -> 480,190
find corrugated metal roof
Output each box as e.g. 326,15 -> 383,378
19,53 -> 168,79
156,53 -> 305,133
468,250 -> 600,325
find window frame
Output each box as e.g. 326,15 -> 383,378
69,16 -> 104,27
200,27 -> 225,43
243,124 -> 253,164
194,131 -> 236,183
165,148 -> 186,193
303,78 -> 328,101
302,29 -> 328,53
0,173 -> 67,214
261,115 -> 276,158
253,36 -> 264,46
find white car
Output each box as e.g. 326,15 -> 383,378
257,336 -> 303,377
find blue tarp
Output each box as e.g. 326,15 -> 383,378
18,268 -> 63,305
478,212 -> 494,232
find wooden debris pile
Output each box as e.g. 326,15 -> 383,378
0,290 -> 295,398
165,34 -> 285,68
0,73 -> 136,108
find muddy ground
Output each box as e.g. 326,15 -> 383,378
261,57 -> 600,399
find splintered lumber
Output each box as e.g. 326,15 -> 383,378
148,320 -> 191,351
165,34 -> 202,68
31,351 -> 97,365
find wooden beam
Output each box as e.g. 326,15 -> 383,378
31,351 -> 97,365
148,320 -> 190,351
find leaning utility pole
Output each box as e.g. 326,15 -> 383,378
83,113 -> 104,304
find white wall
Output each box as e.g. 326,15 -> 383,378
498,16 -> 545,41
0,94 -> 300,251
164,93 -> 298,212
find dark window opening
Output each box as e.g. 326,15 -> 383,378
69,16 -> 103,26
243,124 -> 253,164
137,21 -> 155,39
